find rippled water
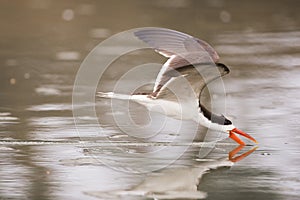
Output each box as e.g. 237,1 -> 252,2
1,1 -> 300,200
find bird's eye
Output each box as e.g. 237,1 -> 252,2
224,118 -> 232,125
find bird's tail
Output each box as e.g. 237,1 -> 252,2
97,92 -> 132,100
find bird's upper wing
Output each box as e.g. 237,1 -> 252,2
134,28 -> 219,61
134,28 -> 228,100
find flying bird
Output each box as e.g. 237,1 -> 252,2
98,28 -> 257,145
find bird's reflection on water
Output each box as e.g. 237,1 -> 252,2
85,145 -> 257,199
228,145 -> 257,163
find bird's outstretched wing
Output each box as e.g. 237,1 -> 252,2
155,63 -> 229,101
134,28 -> 219,61
134,28 -> 229,100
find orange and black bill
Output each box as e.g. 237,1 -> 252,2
229,128 -> 258,145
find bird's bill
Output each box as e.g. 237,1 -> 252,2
229,128 -> 258,145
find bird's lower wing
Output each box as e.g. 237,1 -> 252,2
156,63 -> 228,101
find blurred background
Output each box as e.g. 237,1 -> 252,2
1,0 -> 300,200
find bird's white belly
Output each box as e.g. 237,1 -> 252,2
131,95 -> 199,121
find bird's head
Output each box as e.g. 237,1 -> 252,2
212,115 -> 258,146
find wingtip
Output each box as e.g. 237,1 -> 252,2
216,63 -> 230,75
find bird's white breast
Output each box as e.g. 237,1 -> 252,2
130,95 -> 199,121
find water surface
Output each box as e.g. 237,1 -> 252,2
1,1 -> 300,200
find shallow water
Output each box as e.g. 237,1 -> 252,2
1,1 -> 300,200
